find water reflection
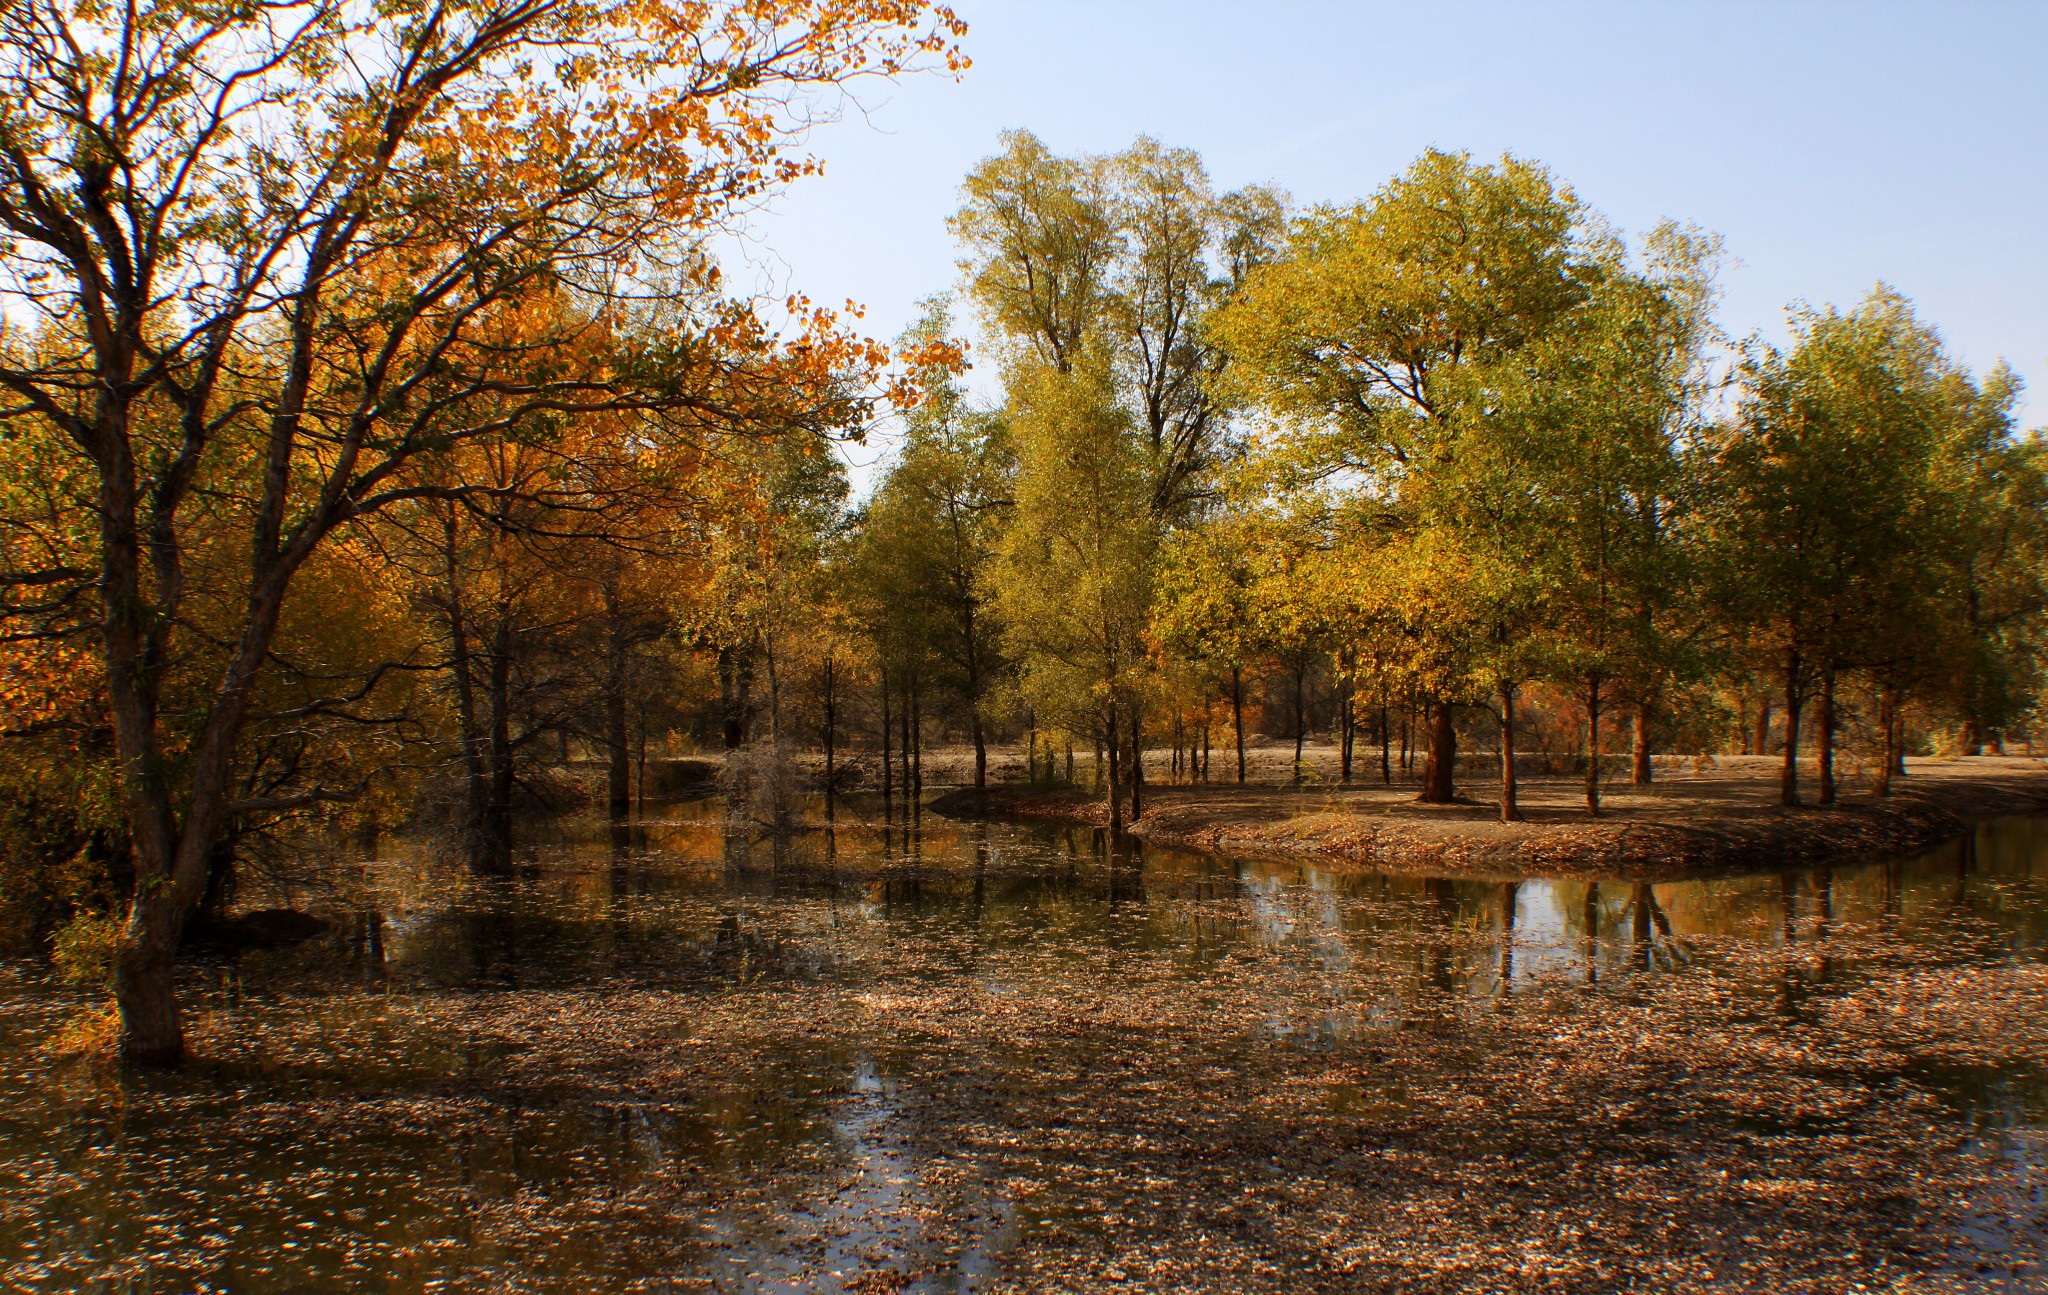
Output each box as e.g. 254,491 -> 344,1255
6,803 -> 2048,1290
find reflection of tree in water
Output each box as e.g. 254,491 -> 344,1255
1498,880 -> 1519,988
1105,831 -> 1147,908
1425,876 -> 1458,994
1584,881 -> 1601,986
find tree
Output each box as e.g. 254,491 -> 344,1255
1217,149 -> 1591,802
1153,515 -> 1265,784
988,347 -> 1156,829
1483,230 -> 1721,812
954,133 -> 1282,816
852,301 -> 1011,787
1936,370 -> 2048,757
0,0 -> 963,1064
1709,288 -> 1965,806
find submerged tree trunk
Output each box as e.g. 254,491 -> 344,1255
1105,705 -> 1125,834
483,613 -> 515,872
1817,667 -> 1838,806
441,511 -> 490,866
899,671 -> 914,800
971,712 -> 987,790
1781,652 -> 1805,808
910,673 -> 923,797
718,647 -> 752,752
1339,677 -> 1354,785
1231,667 -> 1246,785
1875,686 -> 1898,798
1129,709 -> 1144,824
1584,676 -> 1603,817
1291,661 -> 1307,784
1420,699 -> 1456,803
1631,704 -> 1652,786
1499,682 -> 1521,824
603,585 -> 630,822
822,655 -> 837,792
880,673 -> 893,801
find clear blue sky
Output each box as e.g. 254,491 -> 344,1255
726,0 -> 2048,479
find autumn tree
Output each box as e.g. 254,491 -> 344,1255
0,0 -> 962,1064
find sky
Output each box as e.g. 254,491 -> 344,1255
721,0 -> 2048,487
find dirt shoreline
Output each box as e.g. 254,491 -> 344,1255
929,755 -> 2048,881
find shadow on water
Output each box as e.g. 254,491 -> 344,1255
7,797 -> 2048,1290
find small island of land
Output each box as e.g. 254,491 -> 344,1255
932,749 -> 2048,882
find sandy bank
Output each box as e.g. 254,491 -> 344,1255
929,755 -> 2048,880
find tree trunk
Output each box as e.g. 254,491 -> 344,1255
477,611 -> 515,874
718,648 -> 748,752
1105,706 -> 1124,833
1875,687 -> 1897,798
1292,662 -> 1307,784
1231,668 -> 1246,785
911,675 -> 923,796
1379,702 -> 1393,785
971,712 -> 987,790
1339,679 -> 1354,785
1755,695 -> 1773,758
603,588 -> 630,822
1631,704 -> 1652,786
1420,699 -> 1456,803
1584,676 -> 1602,817
880,673 -> 893,800
1817,667 -> 1837,807
905,672 -> 921,795
1499,682 -> 1521,823
441,511 -> 490,862
1780,653 -> 1804,808
112,936 -> 184,1066
635,706 -> 648,813
822,655 -> 836,793
1129,709 -> 1144,824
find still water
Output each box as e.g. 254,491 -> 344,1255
5,800 -> 2048,1292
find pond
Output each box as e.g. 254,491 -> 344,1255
5,800 -> 2048,1292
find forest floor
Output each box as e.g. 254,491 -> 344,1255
929,749 -> 2048,881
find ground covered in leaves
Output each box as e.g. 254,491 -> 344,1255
4,808 -> 2048,1292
